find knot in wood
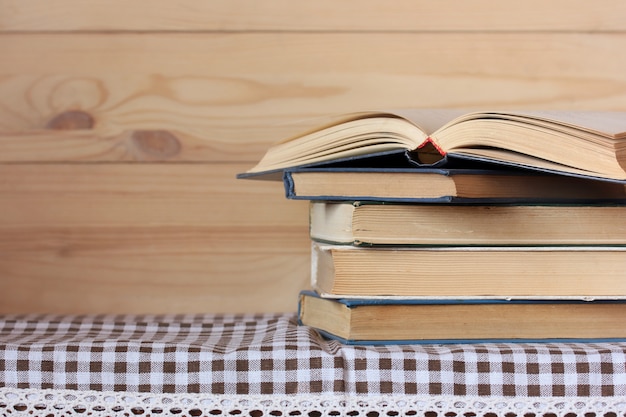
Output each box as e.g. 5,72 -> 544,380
46,110 -> 95,130
131,130 -> 182,159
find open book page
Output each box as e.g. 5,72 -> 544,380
272,112 -> 381,144
390,109 -> 470,135
394,109 -> 626,139
245,113 -> 428,174
396,109 -> 626,180
449,148 -> 611,178
498,110 -> 626,139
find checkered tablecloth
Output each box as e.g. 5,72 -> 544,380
0,314 -> 626,417
1,313 -> 626,416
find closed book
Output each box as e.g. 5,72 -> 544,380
298,291 -> 626,344
311,241 -> 626,300
282,167 -> 626,203
310,201 -> 626,246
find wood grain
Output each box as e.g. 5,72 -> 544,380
2,33 -> 626,163
0,163 -> 310,313
2,0 -> 625,32
3,2 -> 626,314
0,226 -> 311,314
0,163 -> 308,226
0,129 -> 271,163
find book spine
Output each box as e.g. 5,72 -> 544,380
419,137 -> 447,156
282,171 -> 296,199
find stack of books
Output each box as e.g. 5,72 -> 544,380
239,109 -> 626,344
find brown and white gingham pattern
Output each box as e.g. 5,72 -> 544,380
1,313 -> 625,396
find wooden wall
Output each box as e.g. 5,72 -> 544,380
1,1 -> 626,314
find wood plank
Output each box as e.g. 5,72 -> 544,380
0,162 -> 311,313
2,33 -> 626,162
1,0 -> 625,32
0,163 -> 309,226
0,226 -> 311,314
0,130 -> 261,163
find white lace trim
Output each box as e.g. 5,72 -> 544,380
1,387 -> 626,416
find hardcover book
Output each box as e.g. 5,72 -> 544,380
283,166 -> 626,203
310,201 -> 626,246
298,291 -> 626,344
238,109 -> 626,182
311,241 -> 626,300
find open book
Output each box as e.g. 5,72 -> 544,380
239,109 -> 626,181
